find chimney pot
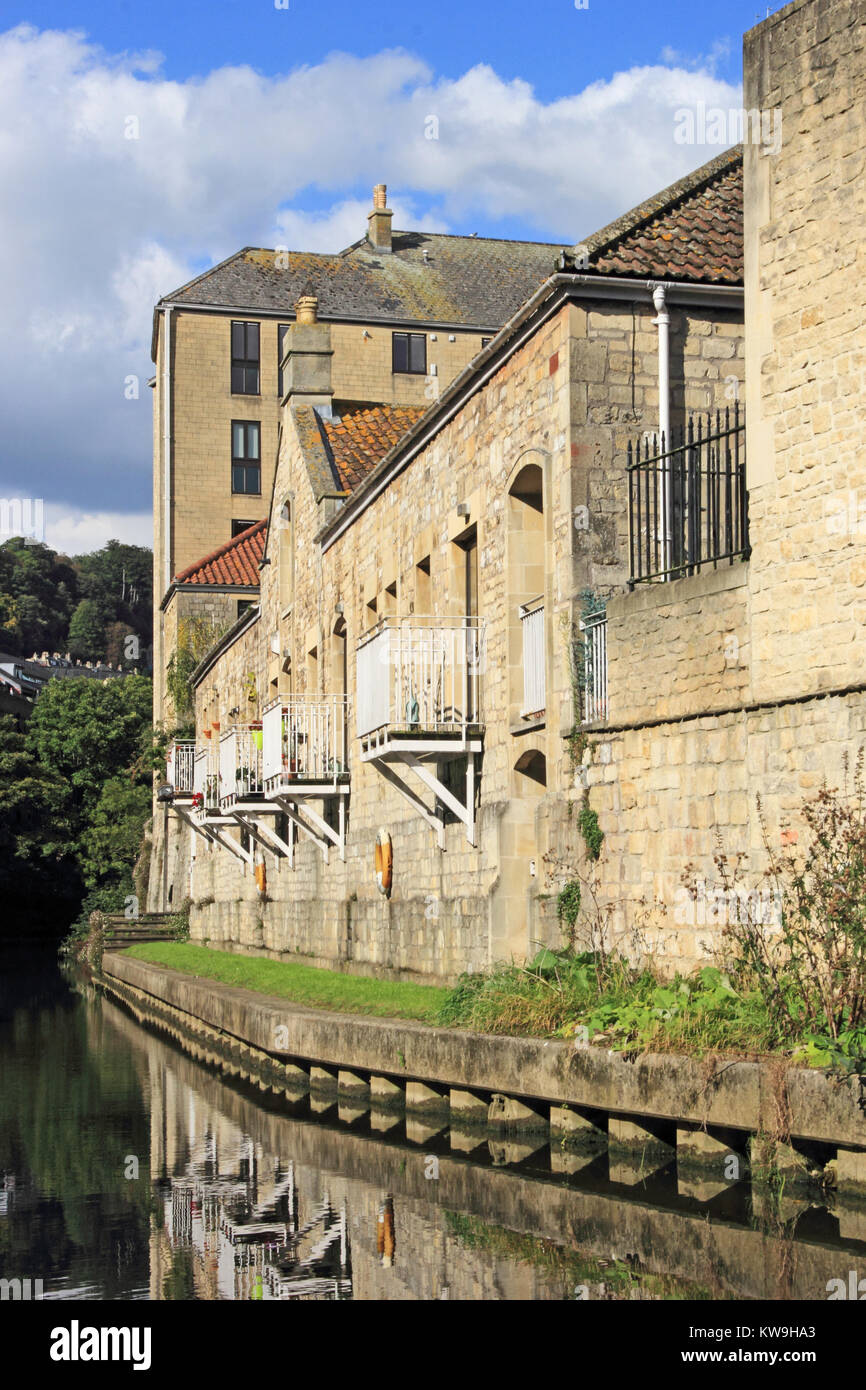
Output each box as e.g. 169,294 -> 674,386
295,294 -> 319,325
367,183 -> 393,253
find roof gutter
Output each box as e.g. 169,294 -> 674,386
159,580 -> 261,613
319,271 -> 743,553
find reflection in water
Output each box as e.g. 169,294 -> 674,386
1,949 -> 863,1301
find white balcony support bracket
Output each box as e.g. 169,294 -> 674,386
274,796 -> 345,863
232,812 -> 293,863
209,825 -> 254,866
372,751 -> 477,848
173,805 -> 220,847
375,761 -> 444,849
405,752 -> 477,846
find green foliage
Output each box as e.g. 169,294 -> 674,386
437,950 -> 778,1052
125,943 -> 449,1021
168,899 -> 192,942
0,537 -> 151,666
166,615 -> 229,720
26,673 -> 152,820
578,802 -> 604,860
77,776 -> 152,890
67,599 -> 106,661
702,759 -> 866,1073
14,674 -> 155,936
556,880 -> 582,942
0,715 -> 77,921
0,539 -> 79,655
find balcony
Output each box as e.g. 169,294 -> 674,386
166,740 -> 195,799
356,616 -> 485,847
259,695 -> 349,863
519,598 -> 545,717
356,616 -> 485,759
628,405 -> 748,586
193,746 -> 220,813
262,695 -> 349,798
219,725 -> 263,811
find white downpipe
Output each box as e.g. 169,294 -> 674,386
163,306 -> 173,595
651,282 -> 671,575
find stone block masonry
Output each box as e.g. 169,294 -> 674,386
103,952 -> 866,1201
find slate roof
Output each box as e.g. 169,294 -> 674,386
157,153 -> 743,353
174,519 -> 266,587
157,233 -> 570,331
319,406 -> 427,493
572,147 -> 743,285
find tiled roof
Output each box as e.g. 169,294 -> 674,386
174,519 -> 266,587
572,148 -> 743,285
319,406 -> 426,493
158,232 -> 569,329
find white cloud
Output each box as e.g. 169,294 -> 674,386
42,507 -> 153,557
0,23 -> 742,551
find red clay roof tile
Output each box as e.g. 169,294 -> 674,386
174,519 -> 266,587
320,405 -> 426,493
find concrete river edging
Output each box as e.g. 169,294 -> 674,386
102,951 -> 866,1195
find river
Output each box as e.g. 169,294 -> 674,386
1,946 -> 861,1302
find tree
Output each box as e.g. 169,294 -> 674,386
0,715 -> 77,921
25,674 -> 153,836
0,539 -> 79,655
67,599 -> 106,661
78,775 -> 152,892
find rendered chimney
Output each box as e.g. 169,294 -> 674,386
367,183 -> 393,253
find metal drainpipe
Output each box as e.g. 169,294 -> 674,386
651,282 -> 671,575
163,305 -> 173,595
161,305 -> 173,909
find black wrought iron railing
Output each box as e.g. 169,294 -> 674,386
628,404 -> 749,585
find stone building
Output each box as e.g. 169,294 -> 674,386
160,0 -> 860,983
151,192 -> 571,727
155,145 -> 747,977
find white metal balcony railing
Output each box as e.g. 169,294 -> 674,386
193,745 -> 220,811
219,725 -> 263,809
519,598 -> 545,717
355,617 -> 485,739
262,695 -> 349,793
167,740 -> 195,795
581,610 -> 608,724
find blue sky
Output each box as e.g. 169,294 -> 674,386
0,0 -> 781,554
10,0 -> 766,97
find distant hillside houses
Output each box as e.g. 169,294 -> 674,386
0,649 -> 130,721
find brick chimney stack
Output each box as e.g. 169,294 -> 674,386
367,183 -> 393,253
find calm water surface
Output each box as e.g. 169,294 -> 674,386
0,947 -> 858,1301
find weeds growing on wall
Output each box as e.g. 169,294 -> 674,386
683,752 -> 866,1070
577,802 -> 604,860
443,764 -> 866,1070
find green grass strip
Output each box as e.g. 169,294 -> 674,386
122,942 -> 448,1022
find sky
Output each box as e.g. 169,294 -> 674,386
0,0 -> 783,556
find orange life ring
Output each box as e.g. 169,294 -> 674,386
255,860 -> 267,895
374,828 -> 392,897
